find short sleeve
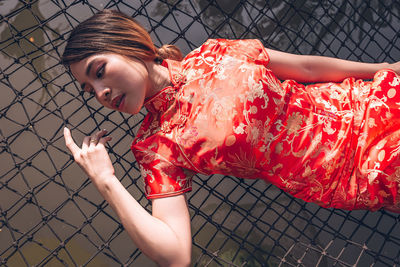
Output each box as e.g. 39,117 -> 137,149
132,147 -> 193,199
185,38 -> 270,66
223,39 -> 270,66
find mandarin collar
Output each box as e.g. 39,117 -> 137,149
144,59 -> 186,114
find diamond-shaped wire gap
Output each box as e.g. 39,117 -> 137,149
191,177 -> 282,262
140,1 -> 205,52
3,206 -> 72,266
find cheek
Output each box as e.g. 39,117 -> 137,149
112,62 -> 149,98
123,75 -> 148,94
124,63 -> 149,87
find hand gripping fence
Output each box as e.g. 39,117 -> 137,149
1,0 -> 400,266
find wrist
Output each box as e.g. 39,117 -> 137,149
93,174 -> 119,194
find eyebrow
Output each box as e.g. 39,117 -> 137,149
86,60 -> 94,76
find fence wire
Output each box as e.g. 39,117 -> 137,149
1,0 -> 400,266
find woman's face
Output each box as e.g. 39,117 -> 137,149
70,53 -> 150,115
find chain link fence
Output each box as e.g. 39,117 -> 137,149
1,0 -> 400,266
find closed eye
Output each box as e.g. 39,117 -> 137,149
96,63 -> 106,78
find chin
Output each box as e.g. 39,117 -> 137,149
125,107 -> 141,115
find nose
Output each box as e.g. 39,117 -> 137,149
96,86 -> 111,102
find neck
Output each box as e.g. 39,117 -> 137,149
145,61 -> 171,99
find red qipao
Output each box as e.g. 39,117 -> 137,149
131,39 -> 400,212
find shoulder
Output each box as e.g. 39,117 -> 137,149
183,38 -> 270,67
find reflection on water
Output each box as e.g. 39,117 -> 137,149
1,0 -> 399,266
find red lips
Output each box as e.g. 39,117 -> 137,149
111,94 -> 125,109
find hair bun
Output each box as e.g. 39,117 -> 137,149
157,44 -> 183,61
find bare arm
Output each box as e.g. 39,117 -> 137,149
63,128 -> 191,266
265,48 -> 399,83
100,181 -> 191,266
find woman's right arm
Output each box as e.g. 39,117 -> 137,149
63,128 -> 191,266
99,178 -> 192,266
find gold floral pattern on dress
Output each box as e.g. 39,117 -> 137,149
285,112 -> 304,135
132,39 -> 400,212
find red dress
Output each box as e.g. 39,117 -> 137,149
131,39 -> 400,212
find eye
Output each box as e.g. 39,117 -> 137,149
96,63 -> 106,78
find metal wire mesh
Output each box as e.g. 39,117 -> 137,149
1,0 -> 400,266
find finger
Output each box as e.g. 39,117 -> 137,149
90,129 -> 108,146
82,136 -> 91,151
95,129 -> 108,140
98,136 -> 112,146
88,135 -> 98,147
64,127 -> 81,155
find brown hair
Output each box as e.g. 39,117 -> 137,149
61,9 -> 183,66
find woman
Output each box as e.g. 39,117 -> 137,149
62,9 -> 400,266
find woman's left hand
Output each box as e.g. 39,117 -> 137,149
64,127 -> 115,186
